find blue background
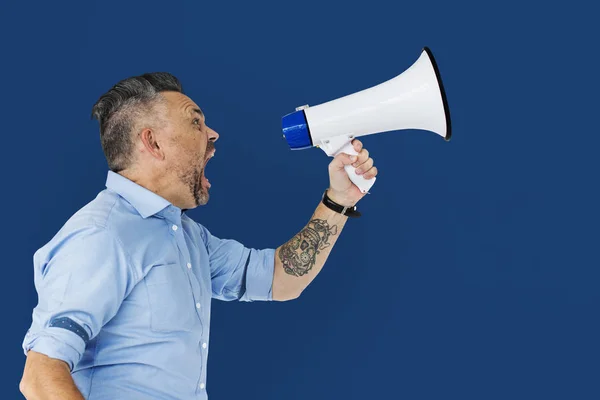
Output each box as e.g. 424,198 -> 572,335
2,0 -> 599,398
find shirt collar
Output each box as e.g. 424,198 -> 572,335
105,171 -> 173,219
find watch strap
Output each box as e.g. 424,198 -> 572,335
322,190 -> 361,218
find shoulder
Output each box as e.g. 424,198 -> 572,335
34,190 -> 129,263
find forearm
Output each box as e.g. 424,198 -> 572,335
272,194 -> 348,300
20,351 -> 85,400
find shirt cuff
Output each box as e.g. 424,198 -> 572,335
22,327 -> 86,371
242,248 -> 275,302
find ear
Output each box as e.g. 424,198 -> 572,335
139,128 -> 164,161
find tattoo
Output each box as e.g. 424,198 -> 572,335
279,219 -> 338,277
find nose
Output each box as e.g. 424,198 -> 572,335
207,126 -> 219,142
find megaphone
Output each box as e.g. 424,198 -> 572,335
281,46 -> 451,194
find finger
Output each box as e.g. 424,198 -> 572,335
352,148 -> 369,167
355,158 -> 374,175
352,139 -> 363,153
329,152 -> 357,171
363,166 -> 378,179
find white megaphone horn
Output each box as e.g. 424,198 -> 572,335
281,46 -> 451,194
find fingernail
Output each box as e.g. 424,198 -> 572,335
351,156 -> 357,162
356,168 -> 362,174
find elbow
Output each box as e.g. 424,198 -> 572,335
272,287 -> 303,302
20,363 -> 42,400
21,350 -> 76,399
284,290 -> 302,301
19,375 -> 35,399
271,273 -> 305,301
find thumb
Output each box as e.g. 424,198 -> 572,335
329,153 -> 357,171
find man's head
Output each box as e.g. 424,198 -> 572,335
91,73 -> 218,209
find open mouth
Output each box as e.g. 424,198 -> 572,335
201,174 -> 210,189
201,151 -> 215,188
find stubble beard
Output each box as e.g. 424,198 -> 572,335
178,162 -> 208,208
177,141 -> 214,208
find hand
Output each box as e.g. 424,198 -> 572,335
327,139 -> 378,207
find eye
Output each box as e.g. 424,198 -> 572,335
192,118 -> 200,126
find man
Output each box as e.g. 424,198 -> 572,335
20,72 -> 378,399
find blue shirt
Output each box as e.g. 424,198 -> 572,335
22,171 -> 276,399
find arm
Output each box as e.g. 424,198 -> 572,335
272,139 -> 378,300
272,194 -> 347,300
21,226 -> 135,399
20,351 -> 84,400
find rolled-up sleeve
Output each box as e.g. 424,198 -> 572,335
22,224 -> 135,371
198,224 -> 275,302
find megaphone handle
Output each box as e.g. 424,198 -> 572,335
334,142 -> 376,194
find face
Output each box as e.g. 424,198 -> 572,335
159,91 -> 219,208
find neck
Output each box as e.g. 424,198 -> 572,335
119,166 -> 188,209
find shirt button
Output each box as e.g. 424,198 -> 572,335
187,262 -> 192,269
199,383 -> 205,390
196,302 -> 201,309
172,225 -> 178,231
202,342 -> 207,349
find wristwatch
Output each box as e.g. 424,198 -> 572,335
321,189 -> 361,218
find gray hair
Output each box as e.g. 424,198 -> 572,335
91,72 -> 184,172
